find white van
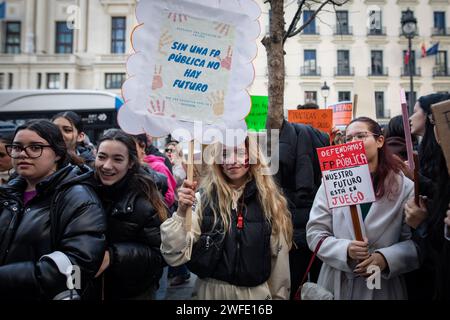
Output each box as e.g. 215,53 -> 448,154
0,90 -> 123,143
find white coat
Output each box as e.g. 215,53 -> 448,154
306,172 -> 419,300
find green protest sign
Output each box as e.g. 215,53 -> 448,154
245,96 -> 268,132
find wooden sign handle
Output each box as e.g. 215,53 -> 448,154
184,140 -> 195,232
413,152 -> 420,206
350,205 -> 363,241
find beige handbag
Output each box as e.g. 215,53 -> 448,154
294,237 -> 334,300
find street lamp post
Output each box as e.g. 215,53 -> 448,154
321,81 -> 330,108
401,8 -> 417,115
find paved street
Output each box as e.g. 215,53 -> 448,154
156,267 -> 196,300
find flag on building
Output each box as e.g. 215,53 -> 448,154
421,42 -> 427,57
0,2 -> 6,20
425,42 -> 439,56
404,49 -> 411,65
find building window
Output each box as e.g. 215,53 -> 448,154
375,92 -> 386,118
55,22 -> 73,54
0,73 -> 4,89
303,11 -> 316,34
302,50 -> 317,75
368,10 -> 382,35
105,73 -> 126,89
304,91 -> 317,104
4,22 -> 21,54
402,50 -> 416,75
434,51 -> 448,76
8,73 -> 13,89
111,17 -> 126,54
337,50 -> 350,75
47,73 -> 60,89
64,73 -> 69,89
336,11 -> 349,35
37,73 -> 42,89
338,91 -> 351,102
370,50 -> 384,75
433,12 -> 446,35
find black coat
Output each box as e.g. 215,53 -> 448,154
0,165 -> 106,300
95,174 -> 166,299
274,120 -> 329,249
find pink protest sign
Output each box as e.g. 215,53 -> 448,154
317,141 -> 376,209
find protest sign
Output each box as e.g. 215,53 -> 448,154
327,101 -> 353,127
118,0 -> 260,144
431,99 -> 450,176
288,109 -> 333,134
246,96 -> 268,132
317,141 -> 376,209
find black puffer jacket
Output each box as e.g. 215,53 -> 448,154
94,174 -> 167,299
0,165 -> 106,300
274,120 -> 329,249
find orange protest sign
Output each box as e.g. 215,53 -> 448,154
328,101 -> 353,126
288,109 -> 333,133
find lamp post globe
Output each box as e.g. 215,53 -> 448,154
321,81 -> 330,108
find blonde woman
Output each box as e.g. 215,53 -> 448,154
160,138 -> 293,299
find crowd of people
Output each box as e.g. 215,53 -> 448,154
0,92 -> 449,300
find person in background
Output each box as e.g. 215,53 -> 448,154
406,93 -> 450,198
0,131 -> 14,185
0,120 -> 106,299
277,102 -> 330,299
92,129 -> 168,300
133,134 -> 169,202
145,134 -> 173,173
161,138 -> 293,300
307,117 -> 419,300
384,115 -> 418,161
52,111 -> 95,166
404,111 -> 450,300
164,141 -> 191,286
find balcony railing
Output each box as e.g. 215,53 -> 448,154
334,66 -> 355,76
431,27 -> 450,36
333,25 -> 353,35
300,66 -> 321,76
368,67 -> 388,76
367,27 -> 386,36
401,67 -> 421,76
433,67 -> 450,77
301,26 -> 320,35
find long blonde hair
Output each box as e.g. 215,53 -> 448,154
199,137 -> 293,248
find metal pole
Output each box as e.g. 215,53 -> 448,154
408,37 -> 414,114
324,97 -> 327,109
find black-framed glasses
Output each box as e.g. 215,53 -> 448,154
5,144 -> 53,159
165,148 -> 175,154
344,131 -> 379,143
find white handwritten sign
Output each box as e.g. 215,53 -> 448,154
118,0 -> 260,145
317,141 -> 376,209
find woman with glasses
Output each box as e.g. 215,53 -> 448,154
0,119 -> 106,299
161,138 -> 293,299
91,129 -> 168,299
306,116 -> 419,300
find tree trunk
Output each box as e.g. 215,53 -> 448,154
262,0 -> 285,130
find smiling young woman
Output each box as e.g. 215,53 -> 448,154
91,129 -> 168,300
